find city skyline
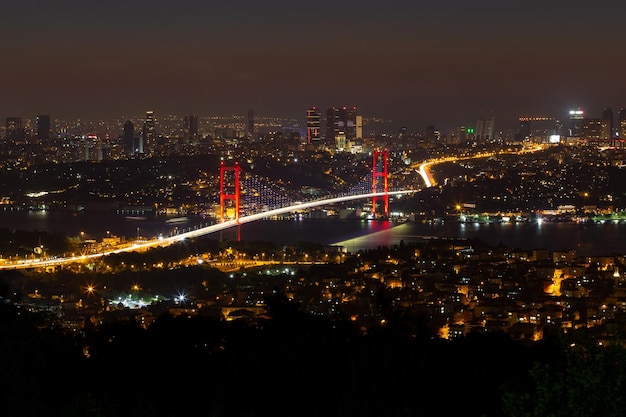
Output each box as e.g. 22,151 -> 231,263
3,1 -> 626,133
4,104 -> 626,138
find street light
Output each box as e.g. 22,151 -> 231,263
85,284 -> 95,295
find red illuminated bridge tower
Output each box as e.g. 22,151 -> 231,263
219,161 -> 241,223
372,148 -> 389,217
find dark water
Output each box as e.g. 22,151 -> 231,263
1,208 -> 625,256
330,220 -> 626,256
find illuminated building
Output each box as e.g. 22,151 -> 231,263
568,109 -> 584,137
83,135 -> 101,161
582,119 -> 602,140
306,106 -> 320,144
455,126 -> 468,144
601,107 -> 614,139
142,110 -> 156,154
356,115 -> 363,139
620,108 -> 626,138
36,115 -> 51,142
517,117 -> 560,142
341,106 -> 358,141
325,106 -> 358,149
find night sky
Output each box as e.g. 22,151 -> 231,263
2,0 -> 626,133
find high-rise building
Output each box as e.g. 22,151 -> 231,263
123,120 -> 134,155
356,115 -> 363,140
582,119 -> 602,141
619,108 -> 626,138
5,117 -> 24,143
340,106 -> 358,141
325,106 -> 358,147
601,107 -> 614,139
306,107 -> 320,144
136,136 -> 144,154
142,111 -> 156,154
36,115 -> 51,142
517,118 -> 531,141
82,135 -> 101,161
425,125 -> 440,144
517,117 -> 560,141
325,107 -> 339,143
475,115 -> 495,143
455,126 -> 468,145
568,109 -> 584,137
184,115 -> 198,144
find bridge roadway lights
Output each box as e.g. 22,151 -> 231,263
0,191 -> 419,271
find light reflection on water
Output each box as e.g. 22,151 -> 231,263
2,209 -> 626,256
332,220 -> 626,256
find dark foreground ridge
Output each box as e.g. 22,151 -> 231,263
2,276 -> 626,417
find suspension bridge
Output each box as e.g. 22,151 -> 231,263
220,149 -> 398,222
1,149 -> 421,270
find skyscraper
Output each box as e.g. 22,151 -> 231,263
568,109 -> 584,137
184,115 -> 198,144
123,120 -> 134,155
325,106 -> 358,148
475,115 -> 495,143
582,119 -> 602,141
517,117 -> 559,142
306,107 -> 320,144
142,111 -> 156,154
518,117 -> 532,140
356,115 -> 363,140
340,106 -> 358,141
36,115 -> 51,142
619,108 -> 626,139
325,107 -> 339,144
601,107 -> 614,139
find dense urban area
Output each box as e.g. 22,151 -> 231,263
3,108 -> 626,416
